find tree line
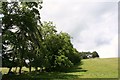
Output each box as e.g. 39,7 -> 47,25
1,1 -> 100,75
1,2 -> 81,74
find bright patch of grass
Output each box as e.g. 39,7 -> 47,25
79,58 -> 118,78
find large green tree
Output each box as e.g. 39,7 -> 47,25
2,1 -> 43,74
40,22 -> 81,71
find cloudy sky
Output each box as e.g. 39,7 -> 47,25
40,0 -> 118,58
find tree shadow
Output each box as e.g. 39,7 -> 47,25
63,66 -> 87,73
2,72 -> 81,79
2,66 -> 88,79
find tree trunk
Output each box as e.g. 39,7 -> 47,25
19,66 -> 22,74
29,65 -> 31,72
8,56 -> 15,73
8,67 -> 12,73
35,67 -> 38,71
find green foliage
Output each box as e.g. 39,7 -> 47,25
54,55 -> 73,71
2,1 -> 43,74
80,51 -> 99,59
2,1 -> 81,74
92,51 -> 99,58
41,22 -> 81,71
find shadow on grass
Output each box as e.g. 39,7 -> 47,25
64,67 -> 87,73
2,66 -> 87,80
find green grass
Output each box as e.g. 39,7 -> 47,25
80,58 -> 118,78
1,58 -> 119,79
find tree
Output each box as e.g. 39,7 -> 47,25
41,22 -> 81,71
92,51 -> 99,58
80,51 -> 99,59
2,1 -> 43,74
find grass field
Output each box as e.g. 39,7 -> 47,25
1,58 -> 119,79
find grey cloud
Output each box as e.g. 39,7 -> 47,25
95,38 -> 111,46
41,1 -> 118,58
75,3 -> 117,24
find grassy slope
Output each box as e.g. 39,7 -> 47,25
79,58 -> 118,78
1,58 -> 118,79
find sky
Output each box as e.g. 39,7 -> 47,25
40,0 -> 118,58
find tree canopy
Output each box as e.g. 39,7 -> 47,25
1,1 -> 81,74
80,51 -> 99,59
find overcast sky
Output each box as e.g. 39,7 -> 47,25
40,0 -> 118,58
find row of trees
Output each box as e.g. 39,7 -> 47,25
80,51 -> 99,59
1,2 -> 81,74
